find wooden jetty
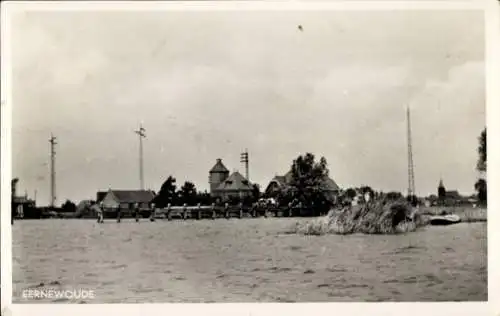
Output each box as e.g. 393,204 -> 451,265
97,203 -> 323,221
150,204 -> 315,220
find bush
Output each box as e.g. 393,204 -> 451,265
294,198 -> 427,235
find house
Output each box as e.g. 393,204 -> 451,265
264,170 -> 340,201
100,189 -> 155,210
96,191 -> 107,204
11,178 -> 35,219
212,171 -> 254,200
208,158 -> 253,201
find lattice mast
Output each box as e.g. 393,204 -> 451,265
407,105 -> 415,199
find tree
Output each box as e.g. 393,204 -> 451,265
61,199 -> 77,212
477,128 -> 486,172
252,184 -> 261,202
152,176 -> 177,207
386,191 -> 403,201
475,179 -> 487,204
178,181 -> 197,206
197,191 -> 213,205
475,128 -> 487,205
288,153 -> 331,213
345,188 -> 357,199
359,186 -> 375,200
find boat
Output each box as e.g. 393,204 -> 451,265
429,214 -> 461,226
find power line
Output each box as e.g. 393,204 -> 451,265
135,124 -> 146,190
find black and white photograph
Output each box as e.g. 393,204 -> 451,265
2,1 -> 493,308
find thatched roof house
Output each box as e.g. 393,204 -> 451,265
101,189 -> 155,209
265,170 -> 340,199
212,171 -> 253,200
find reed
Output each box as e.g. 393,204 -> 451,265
294,198 -> 427,235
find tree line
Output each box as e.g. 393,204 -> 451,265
15,127 -> 487,217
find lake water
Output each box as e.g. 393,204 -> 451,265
12,218 -> 487,303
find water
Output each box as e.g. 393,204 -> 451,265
12,218 -> 487,303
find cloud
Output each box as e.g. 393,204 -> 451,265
9,10 -> 484,204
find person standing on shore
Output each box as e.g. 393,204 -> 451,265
149,203 -> 156,222
117,205 -> 121,223
135,202 -> 140,222
96,202 -> 104,223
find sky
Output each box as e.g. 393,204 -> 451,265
9,9 -> 485,206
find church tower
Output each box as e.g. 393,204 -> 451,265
438,179 -> 446,200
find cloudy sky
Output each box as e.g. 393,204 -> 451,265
10,9 -> 484,205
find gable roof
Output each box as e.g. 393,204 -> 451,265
271,175 -> 287,187
269,170 -> 340,191
107,190 -> 155,203
12,196 -> 35,204
321,176 -> 340,191
216,171 -> 253,191
445,190 -> 461,198
210,158 -> 229,173
96,191 -> 107,203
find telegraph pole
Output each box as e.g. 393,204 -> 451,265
240,149 -> 249,181
135,124 -> 146,190
49,134 -> 57,208
407,104 -> 415,201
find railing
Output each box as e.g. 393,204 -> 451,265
92,204 -> 329,221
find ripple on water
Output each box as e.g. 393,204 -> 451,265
12,219 -> 487,302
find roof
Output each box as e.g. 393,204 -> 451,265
12,196 -> 34,204
445,190 -> 461,198
321,176 -> 340,191
96,191 -> 107,203
216,171 -> 253,192
108,190 -> 155,203
209,159 -> 229,173
269,170 -> 340,191
272,176 -> 287,187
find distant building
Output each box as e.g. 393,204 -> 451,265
264,170 -> 340,201
213,171 -> 253,200
436,180 -> 469,206
208,158 -> 253,201
438,179 -> 446,200
209,158 -> 230,194
11,178 -> 35,219
96,191 -> 107,204
100,189 -> 155,210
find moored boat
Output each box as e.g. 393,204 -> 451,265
429,214 -> 461,226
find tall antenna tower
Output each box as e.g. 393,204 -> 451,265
135,124 -> 146,190
240,149 -> 249,181
407,105 -> 415,199
49,134 -> 57,208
